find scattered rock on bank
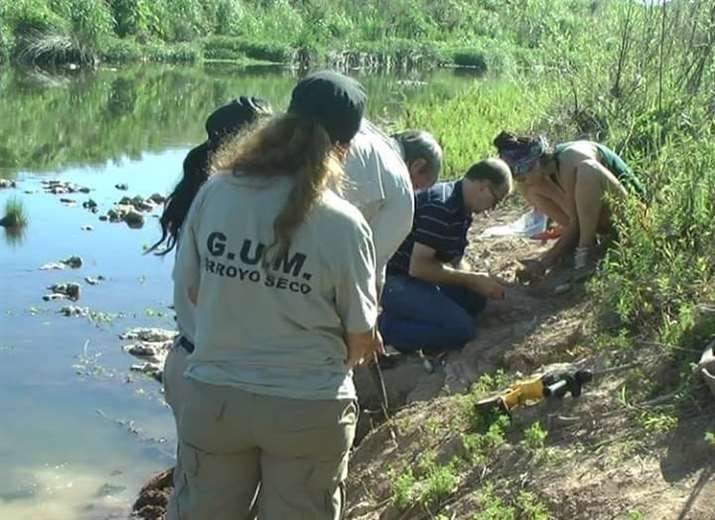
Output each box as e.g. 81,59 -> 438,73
124,342 -> 162,362
41,180 -> 90,195
120,328 -> 176,381
132,468 -> 173,520
60,305 -> 89,317
0,179 -> 17,189
45,282 -> 81,301
120,327 -> 176,343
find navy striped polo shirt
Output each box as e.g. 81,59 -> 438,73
387,180 -> 472,275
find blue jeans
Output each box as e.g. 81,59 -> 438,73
378,274 -> 487,353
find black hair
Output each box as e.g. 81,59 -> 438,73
148,142 -> 211,256
147,96 -> 272,256
492,130 -> 533,155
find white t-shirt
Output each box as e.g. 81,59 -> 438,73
173,172 -> 377,400
343,119 -> 414,287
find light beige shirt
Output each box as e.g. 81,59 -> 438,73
174,172 -> 377,400
343,120 -> 414,287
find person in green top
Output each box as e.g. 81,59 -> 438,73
493,131 -> 645,280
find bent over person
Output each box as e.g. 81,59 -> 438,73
379,159 -> 512,353
494,132 -> 646,279
166,71 -> 382,520
343,121 -> 442,290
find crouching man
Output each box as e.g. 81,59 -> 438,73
378,158 -> 513,353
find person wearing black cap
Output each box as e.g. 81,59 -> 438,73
148,96 -> 271,520
149,96 -> 272,413
167,70 -> 382,520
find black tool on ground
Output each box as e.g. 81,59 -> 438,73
475,367 -> 594,415
542,369 -> 593,398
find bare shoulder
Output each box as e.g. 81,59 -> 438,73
557,141 -> 597,166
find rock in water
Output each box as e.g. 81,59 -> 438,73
62,256 -> 83,268
0,179 -> 17,189
149,193 -> 166,205
47,282 -> 81,301
81,225 -> 94,231
83,199 -> 98,209
120,328 -> 176,342
39,262 -> 66,271
60,305 -> 89,317
124,209 -> 145,229
124,343 -> 160,361
131,196 -> 154,212
115,183 -> 129,191
43,293 -> 68,301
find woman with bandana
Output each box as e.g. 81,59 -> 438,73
493,132 -> 646,280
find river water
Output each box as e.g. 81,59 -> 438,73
0,63 -> 478,519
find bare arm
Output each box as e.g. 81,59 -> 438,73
346,328 -> 384,369
409,243 -> 504,299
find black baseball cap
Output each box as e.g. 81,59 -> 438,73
288,70 -> 366,144
205,96 -> 272,145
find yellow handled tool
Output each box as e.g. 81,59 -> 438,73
475,369 -> 593,415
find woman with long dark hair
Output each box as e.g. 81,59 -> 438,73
158,96 -> 272,411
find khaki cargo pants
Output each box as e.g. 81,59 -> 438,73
163,345 -> 357,520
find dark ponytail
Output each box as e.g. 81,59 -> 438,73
148,142 -> 211,255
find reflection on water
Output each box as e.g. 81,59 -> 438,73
0,64 -> 478,519
3,225 -> 27,247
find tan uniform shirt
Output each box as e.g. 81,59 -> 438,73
173,172 -> 377,400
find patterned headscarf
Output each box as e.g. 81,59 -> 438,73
493,131 -> 549,177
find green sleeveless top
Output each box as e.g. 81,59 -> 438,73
555,141 -> 647,200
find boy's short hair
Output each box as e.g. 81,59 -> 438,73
464,158 -> 513,195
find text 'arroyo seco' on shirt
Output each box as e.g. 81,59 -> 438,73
173,172 -> 377,400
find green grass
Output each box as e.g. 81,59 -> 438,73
0,0 -> 613,67
471,486 -> 550,520
1,197 -> 28,228
522,422 -> 548,452
396,80 -> 553,178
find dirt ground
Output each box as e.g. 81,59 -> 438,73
346,203 -> 715,520
132,202 -> 715,520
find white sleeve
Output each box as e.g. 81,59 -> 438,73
334,216 -> 378,333
369,163 -> 414,285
